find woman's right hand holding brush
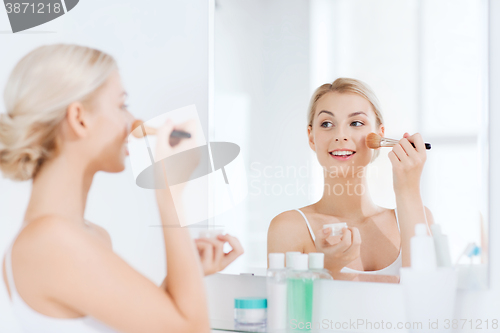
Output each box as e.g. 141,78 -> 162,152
388,132 -> 427,194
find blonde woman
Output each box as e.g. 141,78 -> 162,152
267,78 -> 434,279
0,44 -> 243,333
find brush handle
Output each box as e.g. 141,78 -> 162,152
381,138 -> 431,150
407,142 -> 432,150
131,122 -> 191,139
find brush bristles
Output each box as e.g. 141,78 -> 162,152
131,120 -> 157,138
366,132 -> 382,149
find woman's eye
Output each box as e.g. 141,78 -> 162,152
321,121 -> 333,128
351,121 -> 364,127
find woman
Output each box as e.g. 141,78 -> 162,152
267,78 -> 434,278
0,44 -> 243,333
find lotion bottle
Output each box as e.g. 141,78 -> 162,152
267,253 -> 287,332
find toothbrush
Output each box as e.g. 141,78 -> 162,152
131,119 -> 191,139
454,242 -> 481,266
366,132 -> 431,150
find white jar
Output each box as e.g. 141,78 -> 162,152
234,297 -> 267,332
323,222 -> 347,236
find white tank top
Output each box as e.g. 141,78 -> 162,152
3,225 -> 121,333
295,208 -> 402,276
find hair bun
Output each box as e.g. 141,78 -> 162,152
1,44 -> 117,181
0,113 -> 43,181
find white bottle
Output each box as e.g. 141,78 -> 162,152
267,253 -> 287,332
430,224 -> 452,267
285,251 -> 301,269
411,223 -> 437,270
308,253 -> 333,280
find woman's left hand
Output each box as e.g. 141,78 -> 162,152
388,132 -> 427,194
195,234 -> 244,276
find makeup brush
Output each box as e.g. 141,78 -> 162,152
366,133 -> 431,150
131,119 -> 191,139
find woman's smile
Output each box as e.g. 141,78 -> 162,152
329,149 -> 356,161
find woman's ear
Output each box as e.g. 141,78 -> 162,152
378,124 -> 385,138
308,125 -> 316,152
65,102 -> 89,139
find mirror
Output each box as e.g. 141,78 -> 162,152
210,0 -> 488,281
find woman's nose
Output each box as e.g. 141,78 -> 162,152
335,130 -> 348,142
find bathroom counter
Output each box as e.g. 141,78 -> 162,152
206,273 -> 407,332
207,267 -> 488,333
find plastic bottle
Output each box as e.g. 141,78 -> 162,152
430,224 -> 452,267
267,253 -> 287,332
287,254 -> 313,332
308,253 -> 333,280
285,251 -> 301,269
411,223 -> 437,269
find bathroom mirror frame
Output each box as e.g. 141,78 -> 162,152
208,0 -> 491,289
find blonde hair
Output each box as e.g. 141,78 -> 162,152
0,44 -> 117,181
307,78 -> 384,161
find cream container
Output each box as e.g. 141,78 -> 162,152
234,297 -> 267,332
322,223 -> 347,237
198,229 -> 224,239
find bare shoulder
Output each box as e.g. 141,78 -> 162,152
267,209 -> 309,254
87,221 -> 112,249
14,216 -> 113,276
14,216 -> 114,294
268,209 -> 307,233
17,216 -> 93,248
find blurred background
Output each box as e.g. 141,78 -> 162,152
212,0 -> 489,274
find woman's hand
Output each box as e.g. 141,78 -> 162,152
195,234 -> 244,276
154,118 -> 201,191
314,226 -> 361,274
388,132 -> 427,194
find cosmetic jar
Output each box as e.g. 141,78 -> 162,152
323,223 -> 347,236
234,297 -> 267,332
198,229 -> 223,239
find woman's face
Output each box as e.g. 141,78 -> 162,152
308,91 -> 384,172
87,70 -> 135,173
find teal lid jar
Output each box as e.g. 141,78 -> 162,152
235,297 -> 267,309
234,297 -> 267,332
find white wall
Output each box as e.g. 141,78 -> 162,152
0,1 -> 210,331
213,0 -> 311,272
